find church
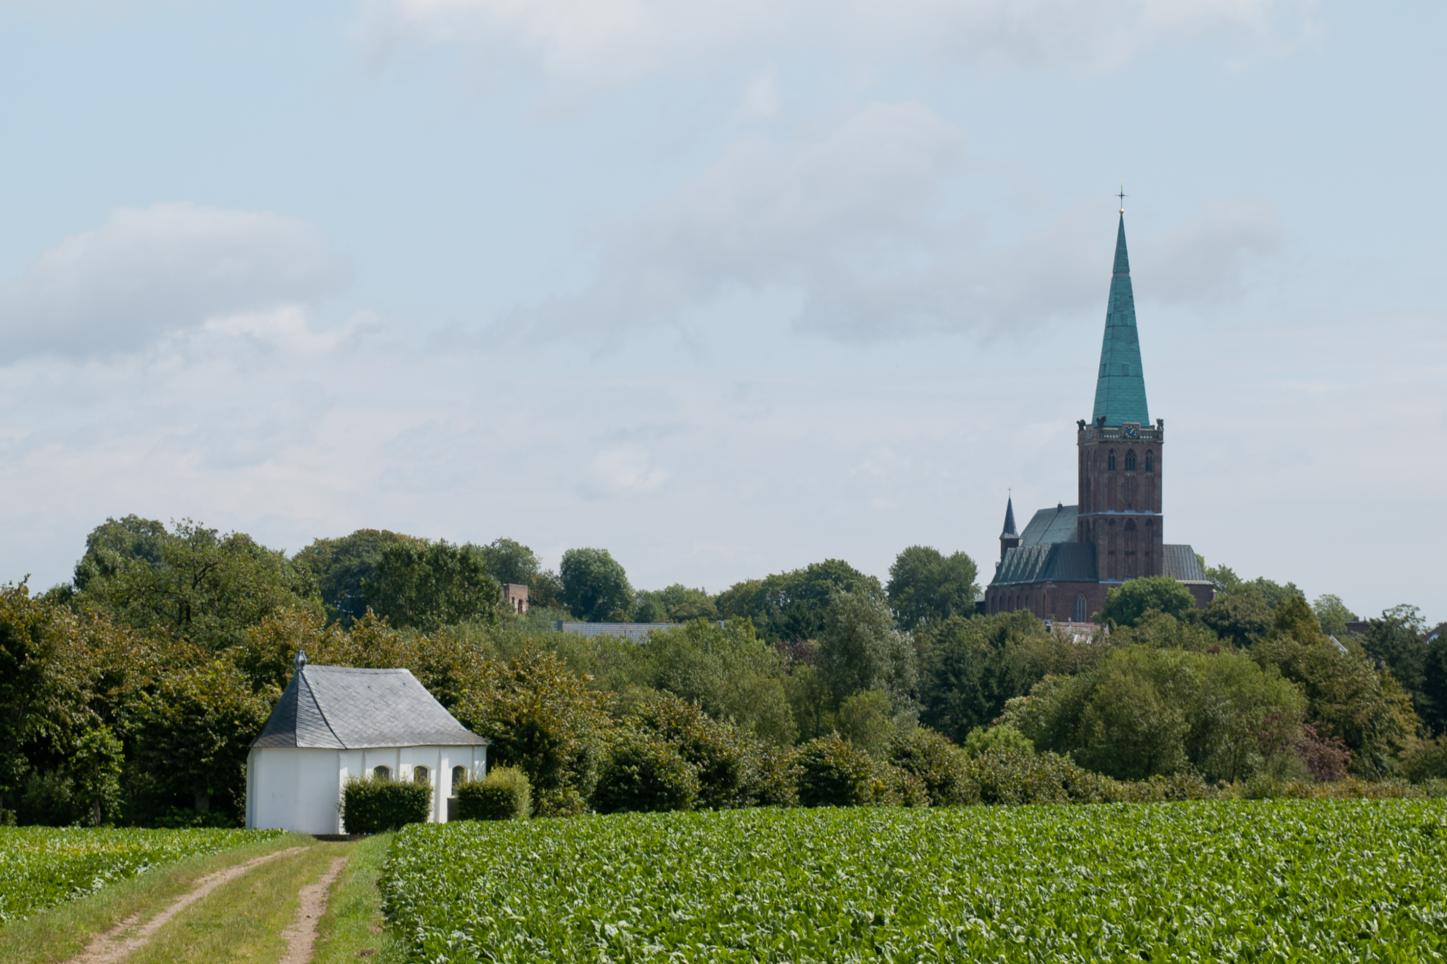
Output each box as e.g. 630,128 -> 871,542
984,207 -> 1214,622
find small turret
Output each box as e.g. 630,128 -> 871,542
999,494 -> 1020,564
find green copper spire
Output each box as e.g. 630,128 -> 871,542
1091,213 -> 1150,426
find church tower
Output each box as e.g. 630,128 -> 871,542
1076,211 -> 1165,582
998,495 -> 1019,564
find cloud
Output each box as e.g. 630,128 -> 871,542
0,203 -> 345,360
495,104 -> 1283,345
364,0 -> 1304,81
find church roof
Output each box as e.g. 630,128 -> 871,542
1092,214 -> 1151,427
1020,504 -> 1078,547
991,539 -> 1208,588
252,665 -> 487,750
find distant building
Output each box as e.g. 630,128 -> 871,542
501,583 -> 529,615
555,621 -> 678,641
985,210 -> 1214,621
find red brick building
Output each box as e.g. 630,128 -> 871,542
984,210 -> 1214,621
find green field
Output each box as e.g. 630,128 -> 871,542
0,827 -> 285,925
383,800 -> 1447,962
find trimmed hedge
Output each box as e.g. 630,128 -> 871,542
342,778 -> 431,833
456,767 -> 531,821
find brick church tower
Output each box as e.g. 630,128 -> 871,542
1076,213 -> 1165,583
983,204 -> 1214,620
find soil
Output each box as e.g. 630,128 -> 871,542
278,855 -> 349,964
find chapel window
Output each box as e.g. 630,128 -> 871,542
413,765 -> 430,786
372,765 -> 391,781
1125,451 -> 1137,471
452,766 -> 467,790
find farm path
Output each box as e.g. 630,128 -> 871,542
68,846 -> 309,964
279,854 -> 349,964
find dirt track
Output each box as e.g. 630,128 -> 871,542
279,855 -> 349,964
66,845 -> 314,964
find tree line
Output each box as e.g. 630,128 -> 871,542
2,515 -> 1444,825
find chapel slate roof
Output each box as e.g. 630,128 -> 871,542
252,665 -> 487,750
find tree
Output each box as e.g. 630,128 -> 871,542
1312,594 -> 1357,638
293,529 -> 421,626
1423,631 -> 1447,735
886,546 -> 979,631
558,548 -> 634,622
818,591 -> 916,710
74,518 -> 319,650
634,584 -> 716,623
834,690 -> 896,758
1360,605 -> 1432,722
362,541 -> 501,632
479,538 -> 541,587
1100,576 -> 1195,628
716,560 -> 882,643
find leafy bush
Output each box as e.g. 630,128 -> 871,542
342,778 -> 432,833
1404,737 -> 1447,783
626,693 -> 753,809
592,731 -> 699,814
794,734 -> 878,807
888,726 -> 978,806
455,767 -> 531,821
745,743 -> 798,808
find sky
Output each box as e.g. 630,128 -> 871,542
1,1 -> 1444,624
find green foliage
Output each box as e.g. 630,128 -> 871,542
592,730 -> 699,814
792,734 -> 879,807
362,541 -> 501,632
625,693 -> 753,810
478,538 -> 542,588
916,612 -> 1093,743
455,767 -> 531,821
1403,737 -> 1447,783
1017,646 -> 1305,782
73,518 -> 319,650
632,584 -> 717,623
293,529 -> 421,626
1312,594 -> 1357,638
886,545 -> 979,631
382,802 -> 1447,960
818,591 -> 916,709
833,689 -> 897,758
559,548 -> 634,622
0,826 -> 282,923
1100,576 -> 1196,627
716,559 -> 881,644
125,659 -> 272,822
341,778 -> 432,833
1361,605 -> 1433,723
887,726 -> 977,806
1425,631 -> 1447,736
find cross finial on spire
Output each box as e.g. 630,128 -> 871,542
1117,185 -> 1127,213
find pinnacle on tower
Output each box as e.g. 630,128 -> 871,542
1091,212 -> 1151,426
1000,495 -> 1017,538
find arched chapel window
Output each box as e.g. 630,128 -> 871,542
372,765 -> 391,781
452,766 -> 467,790
1145,451 -> 1154,472
413,765 -> 430,786
1107,451 -> 1117,471
1125,451 -> 1137,471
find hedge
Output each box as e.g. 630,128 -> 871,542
456,767 -> 531,821
341,778 -> 431,833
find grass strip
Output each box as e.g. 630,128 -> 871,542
314,834 -> 407,964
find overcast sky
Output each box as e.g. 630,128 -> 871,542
2,1 -> 1443,624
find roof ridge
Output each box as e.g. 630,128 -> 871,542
299,668 -> 346,749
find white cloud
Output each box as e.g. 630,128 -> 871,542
365,0 -> 1306,81
498,103 -> 1284,345
0,203 -> 345,360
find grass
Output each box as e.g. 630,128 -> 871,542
0,833 -> 307,964
127,841 -> 341,963
314,834 -> 407,964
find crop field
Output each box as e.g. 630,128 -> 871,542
0,826 -> 285,924
384,800 -> 1447,962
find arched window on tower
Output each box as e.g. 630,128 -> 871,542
1072,594 -> 1087,623
1107,450 -> 1117,471
1145,450 -> 1154,473
1125,450 -> 1137,471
